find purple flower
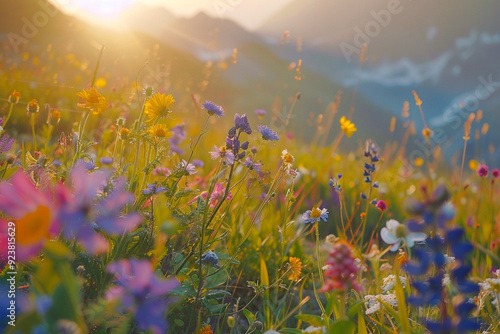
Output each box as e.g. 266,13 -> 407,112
203,101 -> 224,117
106,259 -> 179,334
209,145 -> 235,165
234,114 -> 252,134
0,134 -> 15,153
169,124 -> 186,155
192,159 -> 204,167
99,157 -> 113,165
75,159 -> 96,171
258,125 -> 279,141
56,166 -> 142,254
477,164 -> 489,177
143,182 -> 168,195
242,157 -> 262,172
493,168 -> 500,179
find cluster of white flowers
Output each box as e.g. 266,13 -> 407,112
478,269 -> 500,310
302,326 -> 326,333
364,274 -> 407,315
364,293 -> 398,315
381,275 -> 406,293
355,258 -> 367,272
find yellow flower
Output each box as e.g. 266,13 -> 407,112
422,127 -> 432,139
148,124 -> 172,138
119,127 -> 130,140
412,90 -> 422,106
339,116 -> 357,138
281,149 -> 295,170
77,87 -> 108,115
17,205 -> 51,245
8,89 -> 21,104
27,99 -> 39,113
414,157 -> 424,167
288,257 -> 302,281
144,93 -> 175,121
469,159 -> 479,171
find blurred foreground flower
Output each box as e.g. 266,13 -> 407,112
0,172 -> 59,260
56,165 -> 142,254
106,259 -> 179,334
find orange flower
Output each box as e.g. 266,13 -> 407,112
27,99 -> 39,113
48,109 -> 61,125
77,87 -> 108,115
199,325 -> 213,334
8,89 -> 21,104
288,257 -> 303,281
119,127 -> 130,140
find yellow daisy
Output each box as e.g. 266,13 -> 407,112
144,93 -> 175,121
339,116 -> 357,138
288,257 -> 302,281
148,124 -> 172,139
77,87 -> 108,115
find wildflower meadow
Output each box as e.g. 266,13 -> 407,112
1,1 -> 500,333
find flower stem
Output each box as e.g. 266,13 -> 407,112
2,103 -> 14,131
31,113 -> 37,151
315,221 -> 324,286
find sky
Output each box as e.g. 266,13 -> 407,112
49,0 -> 293,30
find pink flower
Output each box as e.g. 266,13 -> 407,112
492,169 -> 499,179
209,145 -> 235,165
208,183 -> 232,208
477,165 -> 489,178
376,200 -> 388,212
0,172 -> 59,261
320,241 -> 362,293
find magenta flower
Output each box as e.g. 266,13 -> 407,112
55,165 -> 142,254
492,168 -> 499,179
477,165 -> 489,178
106,259 -> 179,334
376,200 -> 388,212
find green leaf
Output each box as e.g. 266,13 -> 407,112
206,289 -> 231,300
394,262 -> 411,333
347,299 -> 365,320
174,319 -> 184,327
328,319 -> 355,334
243,309 -> 255,325
295,314 -> 324,327
357,309 -> 368,334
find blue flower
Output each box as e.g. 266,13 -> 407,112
302,207 -> 329,224
143,182 -> 168,195
203,101 -> 224,117
201,250 -> 220,269
257,125 -> 279,141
